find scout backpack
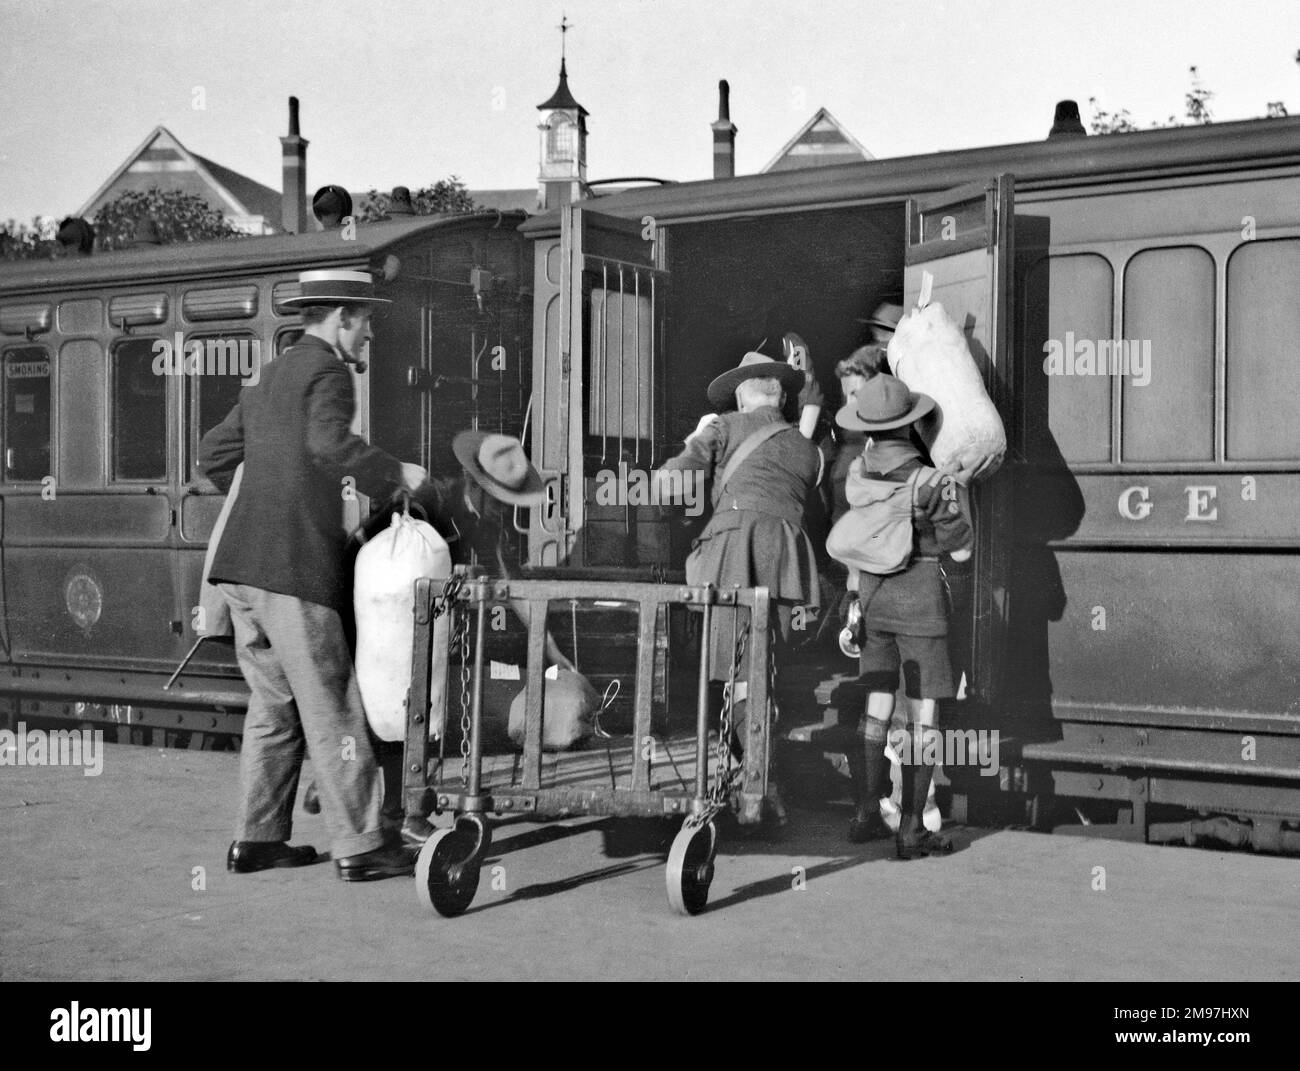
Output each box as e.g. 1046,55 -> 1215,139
825,465 -> 939,576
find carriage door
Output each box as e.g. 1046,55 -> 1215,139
530,205 -> 668,567
902,174 -> 1015,710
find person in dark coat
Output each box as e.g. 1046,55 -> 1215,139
199,268 -> 427,881
831,374 -> 972,857
656,352 -> 822,821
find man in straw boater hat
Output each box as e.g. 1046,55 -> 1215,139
200,268 -> 429,881
828,373 -> 972,858
655,351 -> 824,825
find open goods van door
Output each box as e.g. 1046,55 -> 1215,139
902,174 -> 1015,711
529,205 -> 668,568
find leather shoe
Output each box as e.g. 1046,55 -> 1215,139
227,840 -> 318,873
335,842 -> 417,882
895,828 -> 954,860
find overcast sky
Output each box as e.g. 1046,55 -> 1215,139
2,0 -> 1299,222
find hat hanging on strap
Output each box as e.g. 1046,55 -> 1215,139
453,430 -> 546,506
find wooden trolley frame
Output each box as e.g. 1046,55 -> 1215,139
402,574 -> 774,916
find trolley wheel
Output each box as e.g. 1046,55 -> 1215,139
416,827 -> 481,917
666,819 -> 718,916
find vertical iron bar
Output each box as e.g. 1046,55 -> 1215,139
600,263 -> 608,463
694,595 -> 713,801
630,598 -> 658,793
650,274 -> 656,467
468,585 -> 487,798
746,588 -> 771,800
617,265 -> 625,461
634,270 -> 642,464
523,595 -> 548,790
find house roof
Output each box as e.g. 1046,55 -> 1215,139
76,126 -> 280,225
192,154 -> 282,224
762,107 -> 873,173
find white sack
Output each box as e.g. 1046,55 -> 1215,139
354,512 -> 451,742
507,667 -> 598,751
888,302 -> 1006,484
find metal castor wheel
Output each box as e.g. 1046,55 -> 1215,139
666,818 -> 717,916
416,815 -> 490,917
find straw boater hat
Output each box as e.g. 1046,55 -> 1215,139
453,430 -> 546,506
835,373 -> 935,432
280,269 -> 392,307
706,351 -> 805,411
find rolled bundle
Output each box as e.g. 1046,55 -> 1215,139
507,668 -> 599,751
887,302 -> 1006,484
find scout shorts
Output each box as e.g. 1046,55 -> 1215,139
858,629 -> 955,699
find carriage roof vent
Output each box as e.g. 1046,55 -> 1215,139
1048,100 -> 1087,139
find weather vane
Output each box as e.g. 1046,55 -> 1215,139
559,13 -> 571,62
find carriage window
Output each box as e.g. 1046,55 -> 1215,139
1121,246 -> 1215,462
1022,254 -> 1114,463
188,334 -> 259,479
1226,239 -> 1300,461
3,346 -> 52,482
112,338 -> 167,480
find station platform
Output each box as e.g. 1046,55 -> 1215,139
2,741 -> 1298,982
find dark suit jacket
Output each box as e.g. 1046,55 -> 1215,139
199,333 -> 403,612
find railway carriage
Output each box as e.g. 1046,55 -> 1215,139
4,111 -> 1300,850
519,114 -> 1300,849
0,210 -> 533,744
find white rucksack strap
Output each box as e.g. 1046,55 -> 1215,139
909,466 -> 942,512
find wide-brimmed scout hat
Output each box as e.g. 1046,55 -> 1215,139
857,302 -> 904,332
706,351 -> 805,411
280,269 -> 392,307
453,430 -> 546,506
835,373 -> 935,431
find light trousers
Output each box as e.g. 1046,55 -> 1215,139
219,583 -> 386,859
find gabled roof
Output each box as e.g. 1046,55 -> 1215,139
761,107 -> 872,173
75,126 -> 280,225
192,154 -> 282,225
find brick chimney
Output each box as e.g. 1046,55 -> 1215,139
279,96 -> 309,234
711,80 -> 738,179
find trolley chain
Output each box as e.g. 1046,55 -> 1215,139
458,600 -> 472,786
428,575 -> 466,783
429,575 -> 473,787
687,618 -> 750,830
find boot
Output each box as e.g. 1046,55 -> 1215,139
896,723 -> 953,859
848,716 -> 891,842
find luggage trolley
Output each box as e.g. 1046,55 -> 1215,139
402,574 -> 775,916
